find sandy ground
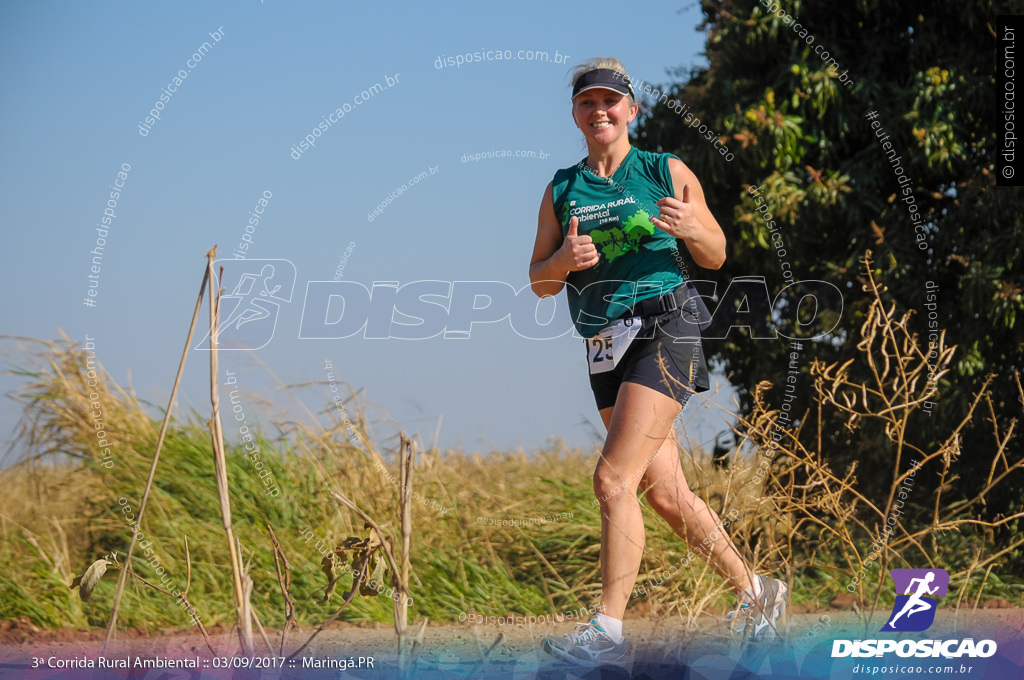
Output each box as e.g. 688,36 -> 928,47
1,608 -> 1021,679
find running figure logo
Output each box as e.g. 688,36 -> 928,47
195,259 -> 296,351
880,568 -> 949,632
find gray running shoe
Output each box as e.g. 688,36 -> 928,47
728,575 -> 788,641
541,619 -> 628,666
725,601 -> 751,634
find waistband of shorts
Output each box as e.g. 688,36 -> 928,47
630,285 -> 688,318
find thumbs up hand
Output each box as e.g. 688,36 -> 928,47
560,216 -> 600,271
652,184 -> 701,240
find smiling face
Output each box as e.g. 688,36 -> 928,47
572,87 -> 637,146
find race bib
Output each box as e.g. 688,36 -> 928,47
586,317 -> 642,374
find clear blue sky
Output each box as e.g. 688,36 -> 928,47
1,0 -> 740,457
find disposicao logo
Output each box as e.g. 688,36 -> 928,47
831,568 -> 997,659
881,568 -> 948,632
195,259 -> 296,351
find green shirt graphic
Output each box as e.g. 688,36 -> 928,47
551,147 -> 686,337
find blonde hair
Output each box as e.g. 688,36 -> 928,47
567,57 -> 636,107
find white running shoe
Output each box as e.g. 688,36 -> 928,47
728,575 -> 788,641
541,618 -> 628,666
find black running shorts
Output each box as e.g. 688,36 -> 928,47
588,285 -> 712,411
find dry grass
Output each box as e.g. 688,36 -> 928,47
0,253 -> 1020,643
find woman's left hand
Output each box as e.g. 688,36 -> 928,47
650,185 -> 702,240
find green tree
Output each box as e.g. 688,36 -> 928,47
633,1 -> 1023,519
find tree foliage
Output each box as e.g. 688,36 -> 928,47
633,0 -> 1023,517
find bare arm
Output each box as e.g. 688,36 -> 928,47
528,181 -> 598,297
651,157 -> 727,270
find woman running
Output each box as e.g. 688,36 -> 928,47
528,57 -> 787,665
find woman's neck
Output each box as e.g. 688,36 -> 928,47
585,142 -> 632,178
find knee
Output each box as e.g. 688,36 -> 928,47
644,486 -> 676,517
593,465 -> 634,507
645,484 -> 698,519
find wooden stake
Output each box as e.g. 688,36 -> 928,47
206,249 -> 254,655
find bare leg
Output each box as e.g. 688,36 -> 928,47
638,429 -> 756,596
594,382 -> 683,620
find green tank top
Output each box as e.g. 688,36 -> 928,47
551,147 -> 685,337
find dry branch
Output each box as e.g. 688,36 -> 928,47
103,255 -> 211,653
206,250 -> 253,655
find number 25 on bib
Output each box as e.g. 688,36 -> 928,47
586,317 -> 641,375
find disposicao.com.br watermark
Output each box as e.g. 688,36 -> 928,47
476,511 -> 572,526
461,149 -> 549,162
290,73 -> 400,159
138,27 -> 225,136
434,48 -> 570,70
459,602 -> 603,627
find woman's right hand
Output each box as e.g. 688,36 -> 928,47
560,216 -> 600,271
529,184 -> 597,297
